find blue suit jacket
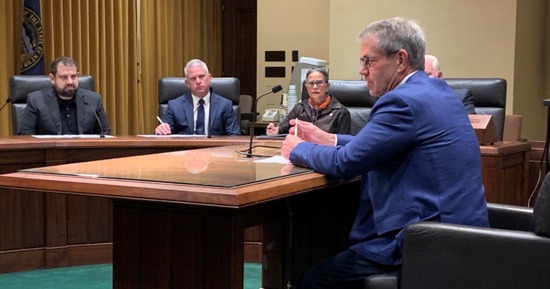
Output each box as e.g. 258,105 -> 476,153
18,87 -> 111,135
290,71 -> 489,265
162,92 -> 240,136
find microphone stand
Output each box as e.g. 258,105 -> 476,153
245,85 -> 282,158
0,98 -> 11,113
207,87 -> 213,138
84,99 -> 106,138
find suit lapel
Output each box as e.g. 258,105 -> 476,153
45,89 -> 63,134
75,91 -> 87,134
183,94 -> 195,132
209,93 -> 219,130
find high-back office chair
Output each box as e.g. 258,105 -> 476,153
395,171 -> 550,289
239,94 -> 253,135
9,75 -> 96,135
366,186 -> 550,289
445,78 -> 507,141
303,80 -> 378,135
302,78 -> 507,139
157,77 -> 241,124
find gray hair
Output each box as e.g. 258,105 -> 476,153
306,67 -> 329,82
358,17 -> 426,70
184,59 -> 209,77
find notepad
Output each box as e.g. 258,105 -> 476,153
256,134 -> 287,140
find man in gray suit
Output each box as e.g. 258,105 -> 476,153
425,54 -> 476,114
18,56 -> 111,135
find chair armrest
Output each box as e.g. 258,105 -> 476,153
364,274 -> 399,289
487,202 -> 533,231
401,222 -> 550,289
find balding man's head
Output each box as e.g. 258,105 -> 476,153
425,55 -> 443,78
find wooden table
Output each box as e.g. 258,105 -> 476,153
0,145 -> 359,288
0,136 -> 532,280
0,135 -> 266,273
479,141 -> 531,205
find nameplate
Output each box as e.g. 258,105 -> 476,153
469,115 -> 497,145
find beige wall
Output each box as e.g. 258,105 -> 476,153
258,0 -> 550,140
513,0 -> 547,140
257,0 -> 330,114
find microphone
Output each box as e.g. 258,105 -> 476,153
244,85 -> 283,157
83,99 -> 105,138
0,98 -> 11,114
207,87 -> 213,138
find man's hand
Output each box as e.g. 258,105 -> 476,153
266,123 -> 279,135
155,123 -> 171,135
282,119 -> 337,159
288,119 -> 336,146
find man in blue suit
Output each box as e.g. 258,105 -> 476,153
282,17 -> 489,289
154,59 -> 240,136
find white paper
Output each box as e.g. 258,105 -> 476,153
137,134 -> 207,138
253,155 -> 291,164
32,134 -> 114,138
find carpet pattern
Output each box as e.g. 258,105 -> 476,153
0,263 -> 262,289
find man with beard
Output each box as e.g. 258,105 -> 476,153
18,56 -> 111,135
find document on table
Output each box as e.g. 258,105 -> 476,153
137,134 -> 207,138
32,135 -> 115,138
253,155 -> 291,164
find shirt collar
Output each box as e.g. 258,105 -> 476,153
397,70 -> 418,87
192,92 -> 211,107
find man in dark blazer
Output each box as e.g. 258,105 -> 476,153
18,56 -> 110,135
425,54 -> 476,114
282,18 -> 488,289
154,59 -> 240,136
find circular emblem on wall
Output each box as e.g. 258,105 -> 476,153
20,7 -> 44,73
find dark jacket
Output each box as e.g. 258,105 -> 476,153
18,87 -> 110,135
278,95 -> 351,134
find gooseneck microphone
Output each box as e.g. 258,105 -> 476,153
83,99 -> 105,138
242,85 -> 282,158
207,87 -> 213,138
0,98 -> 11,114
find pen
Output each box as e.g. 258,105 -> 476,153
294,120 -> 298,136
156,116 -> 164,124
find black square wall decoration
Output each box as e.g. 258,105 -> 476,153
265,67 -> 285,78
292,50 -> 299,62
265,51 -> 285,62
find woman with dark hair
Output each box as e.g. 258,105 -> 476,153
266,67 -> 351,135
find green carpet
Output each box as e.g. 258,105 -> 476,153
0,263 -> 262,289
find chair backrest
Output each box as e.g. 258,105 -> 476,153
302,79 -> 377,135
445,78 -> 506,140
239,94 -> 254,135
157,77 -> 241,122
534,171 -> 550,237
9,75 -> 95,134
301,78 -> 507,139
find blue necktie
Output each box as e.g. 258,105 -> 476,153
195,99 -> 205,135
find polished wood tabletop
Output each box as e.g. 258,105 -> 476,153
0,145 -> 324,207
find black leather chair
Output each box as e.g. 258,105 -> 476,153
303,78 -> 507,139
396,171 -> 550,289
445,78 -> 507,140
365,197 -> 548,289
157,77 -> 241,124
9,75 -> 95,135
310,80 -> 377,135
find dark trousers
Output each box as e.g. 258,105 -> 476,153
295,248 -> 400,289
